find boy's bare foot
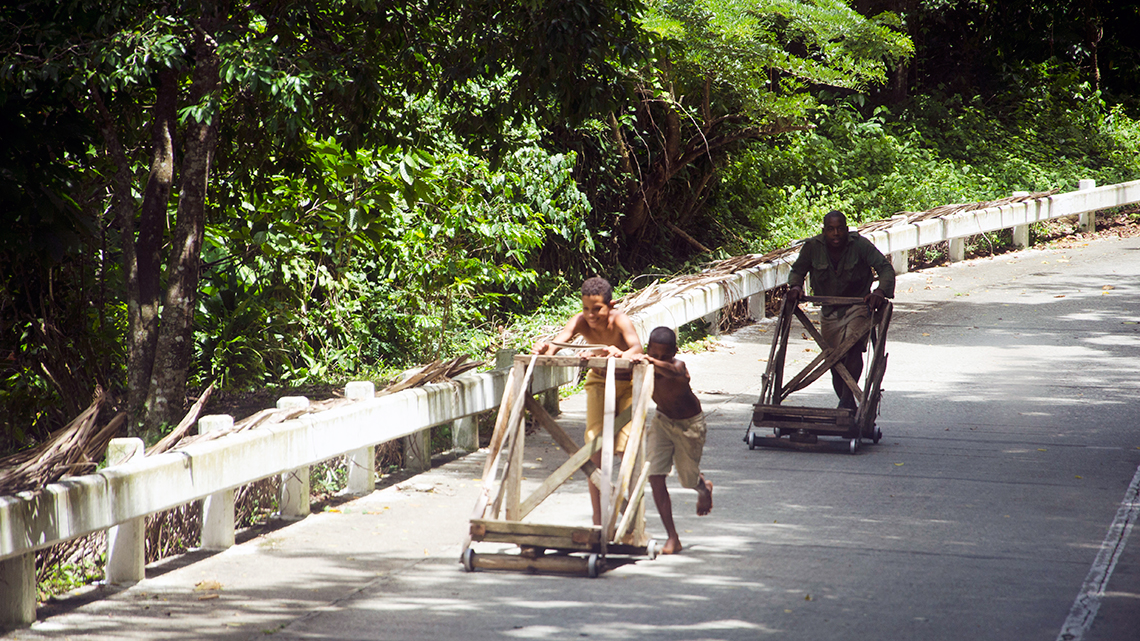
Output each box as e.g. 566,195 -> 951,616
696,475 -> 713,516
661,535 -> 683,554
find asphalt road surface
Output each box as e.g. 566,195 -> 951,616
8,235 -> 1139,641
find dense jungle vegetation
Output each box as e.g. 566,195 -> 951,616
3,0 -> 1139,453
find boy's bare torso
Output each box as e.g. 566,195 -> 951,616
573,311 -> 634,351
650,357 -> 702,420
571,310 -> 638,378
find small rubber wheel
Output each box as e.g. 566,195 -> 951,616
873,428 -> 882,444
849,438 -> 858,455
748,432 -> 758,450
587,553 -> 600,578
461,547 -> 476,572
647,539 -> 659,560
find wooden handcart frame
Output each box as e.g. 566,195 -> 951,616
744,295 -> 893,454
461,354 -> 658,577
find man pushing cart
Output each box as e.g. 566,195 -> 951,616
746,209 -> 896,453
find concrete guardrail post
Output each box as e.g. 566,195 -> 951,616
890,214 -> 910,275
344,383 -> 376,494
0,551 -> 36,629
403,426 -> 431,474
948,237 -> 966,262
703,310 -> 721,336
105,437 -> 146,584
276,397 -> 311,519
199,415 -> 236,549
541,388 -> 560,417
1012,191 -> 1031,248
492,349 -> 522,424
1078,179 -> 1097,232
495,349 -> 517,369
892,249 -> 909,274
453,415 -> 477,452
747,292 -> 767,320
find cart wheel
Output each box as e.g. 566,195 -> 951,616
647,539 -> 659,560
748,431 -> 758,450
849,438 -> 858,455
461,547 -> 476,572
587,553 -> 600,578
873,427 -> 882,444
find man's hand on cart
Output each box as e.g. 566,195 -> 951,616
864,290 -> 886,312
786,285 -> 804,306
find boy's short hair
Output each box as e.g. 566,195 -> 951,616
648,326 -> 677,350
581,277 -> 613,304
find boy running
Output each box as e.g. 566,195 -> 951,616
633,326 -> 713,554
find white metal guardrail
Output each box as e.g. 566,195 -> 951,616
1,178 -> 1138,627
627,179 -> 1140,337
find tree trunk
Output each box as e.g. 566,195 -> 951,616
91,85 -> 149,435
123,69 -> 177,435
144,23 -> 220,434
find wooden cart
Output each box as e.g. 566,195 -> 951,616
744,295 -> 893,454
461,354 -> 658,577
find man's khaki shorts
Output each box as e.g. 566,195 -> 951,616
647,411 -> 707,489
821,304 -> 871,353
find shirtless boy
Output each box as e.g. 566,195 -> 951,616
632,326 -> 713,554
534,277 -> 643,526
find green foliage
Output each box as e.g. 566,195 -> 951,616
562,0 -> 915,270
708,77 -> 1140,255
37,556 -> 103,602
311,457 -> 348,497
439,0 -> 652,152
193,137 -> 598,389
645,0 -> 914,116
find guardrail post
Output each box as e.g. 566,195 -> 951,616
496,349 -> 517,369
453,415 -> 477,451
105,437 -> 146,584
276,397 -> 311,519
948,237 -> 966,262
0,551 -> 35,629
703,310 -> 721,336
891,250 -> 909,275
747,292 -> 767,319
1012,191 -> 1031,247
541,388 -> 560,417
1078,179 -> 1097,232
199,415 -> 235,549
890,214 -> 910,275
344,383 -> 376,494
403,428 -> 431,473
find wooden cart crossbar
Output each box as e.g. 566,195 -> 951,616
747,295 -> 893,454
462,354 -> 658,577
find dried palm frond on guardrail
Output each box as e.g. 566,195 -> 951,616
0,390 -> 125,496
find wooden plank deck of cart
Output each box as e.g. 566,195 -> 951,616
461,352 -> 659,577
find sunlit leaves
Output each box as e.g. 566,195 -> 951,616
644,0 -> 914,121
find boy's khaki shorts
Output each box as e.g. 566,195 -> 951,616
647,411 -> 707,489
584,369 -> 633,454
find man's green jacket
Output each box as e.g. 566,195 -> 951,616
787,232 -> 895,314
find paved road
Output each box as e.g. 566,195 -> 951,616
7,235 -> 1139,641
